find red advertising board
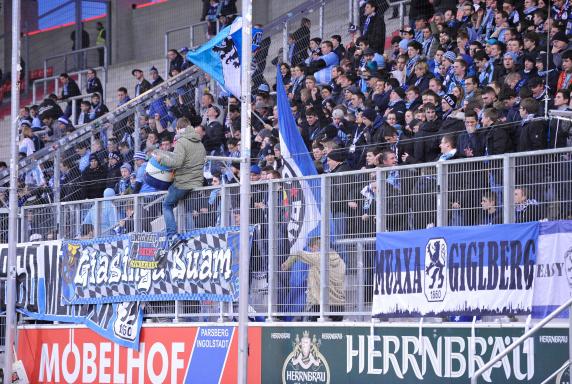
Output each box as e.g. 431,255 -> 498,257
17,324 -> 261,384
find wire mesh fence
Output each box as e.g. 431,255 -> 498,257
13,147 -> 572,321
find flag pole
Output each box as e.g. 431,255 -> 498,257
4,0 -> 21,382
237,0 -> 253,383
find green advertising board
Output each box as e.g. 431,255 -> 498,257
261,325 -> 570,384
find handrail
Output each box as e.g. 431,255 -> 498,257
0,65 -> 204,186
471,296 -> 572,384
43,46 -> 107,90
33,67 -> 105,105
164,20 -> 215,78
540,360 -> 570,384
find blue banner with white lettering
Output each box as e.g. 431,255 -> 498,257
373,223 -> 539,317
0,241 -> 143,350
184,326 -> 235,384
61,226 -> 248,305
532,220 -> 572,318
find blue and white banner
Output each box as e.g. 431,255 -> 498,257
373,223 -> 539,317
186,17 -> 262,98
0,241 -> 143,350
276,66 -> 322,311
61,226 -> 245,305
532,220 -> 572,318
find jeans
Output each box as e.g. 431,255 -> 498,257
163,184 -> 189,237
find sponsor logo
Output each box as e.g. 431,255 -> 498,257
282,330 -> 330,384
424,238 -> 447,302
128,233 -> 162,270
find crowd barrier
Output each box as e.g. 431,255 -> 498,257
11,146 -> 572,321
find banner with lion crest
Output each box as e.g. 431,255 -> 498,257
373,222 -> 539,317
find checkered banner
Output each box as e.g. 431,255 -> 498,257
61,226 -> 247,305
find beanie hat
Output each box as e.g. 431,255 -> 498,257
120,163 -> 132,173
327,149 -> 347,163
133,151 -> 147,161
443,51 -> 457,63
443,94 -> 458,108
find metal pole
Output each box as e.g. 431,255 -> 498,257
266,181 -> 276,321
436,163 -> 447,227
569,307 -> 572,380
545,3 -> 551,119
237,4 -> 253,383
356,242 -> 364,320
75,0 -> 82,70
319,3 -> 324,39
164,32 -> 169,79
471,296 -> 572,384
502,155 -> 514,223
319,175 -> 330,321
399,2 -> 405,29
282,22 -> 288,63
134,109 -> 141,153
54,148 -> 62,239
4,0 -> 22,380
43,59 -> 48,96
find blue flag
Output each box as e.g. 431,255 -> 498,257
276,66 -> 323,313
186,18 -> 263,97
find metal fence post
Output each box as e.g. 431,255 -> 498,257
569,308 -> 572,380
503,155 -> 515,223
93,200 -> 101,238
43,60 -> 48,95
319,175 -> 330,322
219,184 -> 230,320
399,2 -> 406,28
164,32 -> 170,79
376,168 -> 386,233
54,148 -> 62,239
266,180 -> 277,321
190,25 -> 195,47
133,195 -> 142,232
356,241 -> 365,320
20,207 -> 28,243
436,163 -> 447,227
282,22 -> 288,63
319,3 -> 325,39
71,99 -> 77,126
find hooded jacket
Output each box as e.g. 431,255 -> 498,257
83,188 -> 118,236
154,127 -> 206,190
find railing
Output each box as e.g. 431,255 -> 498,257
16,146 -> 572,320
471,296 -> 572,384
43,45 -> 108,88
541,360 -> 570,384
164,20 -> 217,78
33,67 -> 107,105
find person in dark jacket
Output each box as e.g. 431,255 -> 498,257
106,152 -> 122,189
404,102 -> 441,163
457,111 -> 485,157
482,107 -> 513,155
360,1 -> 386,54
150,66 -> 164,87
517,97 -> 547,152
409,0 -> 433,26
514,187 -> 543,222
59,73 -> 81,119
90,93 -> 109,120
291,18 -> 311,66
328,149 -> 359,263
86,69 -> 103,96
167,49 -> 184,77
132,69 -> 152,97
81,154 -> 106,199
203,105 -> 226,154
480,191 -> 503,225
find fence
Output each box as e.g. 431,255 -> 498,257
16,146 -> 572,320
32,67 -> 107,105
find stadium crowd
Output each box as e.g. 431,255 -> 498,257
8,0 -> 572,242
